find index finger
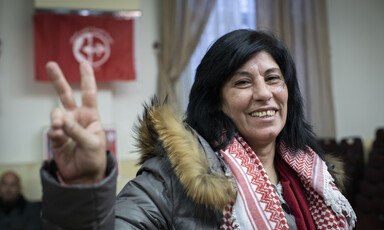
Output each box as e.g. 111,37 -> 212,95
46,61 -> 77,110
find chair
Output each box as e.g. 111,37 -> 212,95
373,128 -> 384,149
339,137 -> 365,207
317,137 -> 339,155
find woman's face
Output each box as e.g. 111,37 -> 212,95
221,51 -> 288,149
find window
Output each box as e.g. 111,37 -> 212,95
177,0 -> 256,111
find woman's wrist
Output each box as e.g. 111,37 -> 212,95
56,170 -> 106,185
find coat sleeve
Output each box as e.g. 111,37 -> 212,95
41,153 -> 176,230
40,152 -> 117,230
113,157 -> 174,229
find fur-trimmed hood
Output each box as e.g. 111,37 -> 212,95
134,98 -> 236,211
134,98 -> 346,211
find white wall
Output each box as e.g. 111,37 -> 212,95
327,0 -> 384,144
0,0 -> 160,164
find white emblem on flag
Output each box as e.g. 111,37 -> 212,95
70,27 -> 113,68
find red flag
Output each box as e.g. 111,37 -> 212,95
34,12 -> 136,82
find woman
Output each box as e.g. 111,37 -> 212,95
41,30 -> 356,229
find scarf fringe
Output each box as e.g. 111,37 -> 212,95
230,205 -> 240,229
221,153 -> 241,229
322,164 -> 357,229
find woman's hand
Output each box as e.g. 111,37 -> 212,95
46,61 -> 106,185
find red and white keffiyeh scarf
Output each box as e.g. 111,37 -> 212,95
219,134 -> 356,230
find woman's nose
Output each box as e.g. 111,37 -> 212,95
253,80 -> 272,101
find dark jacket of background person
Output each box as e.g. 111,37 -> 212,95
0,196 -> 42,230
0,171 -> 42,230
40,100 -> 345,229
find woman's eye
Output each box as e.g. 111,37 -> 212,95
266,75 -> 282,83
235,80 -> 251,87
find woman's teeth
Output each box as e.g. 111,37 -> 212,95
251,110 -> 276,118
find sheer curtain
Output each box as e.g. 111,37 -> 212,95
157,0 -> 216,106
176,0 -> 256,112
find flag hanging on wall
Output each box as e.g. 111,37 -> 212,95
34,12 -> 136,82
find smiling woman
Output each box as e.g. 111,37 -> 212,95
186,29 -> 356,229
40,29 -> 356,229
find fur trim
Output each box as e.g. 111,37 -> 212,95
135,98 -> 236,211
135,97 -> 162,165
325,154 -> 346,192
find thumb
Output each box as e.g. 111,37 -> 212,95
63,116 -> 93,147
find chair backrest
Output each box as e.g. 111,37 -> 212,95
373,128 -> 384,149
318,137 -> 339,155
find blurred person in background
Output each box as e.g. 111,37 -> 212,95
0,171 -> 42,230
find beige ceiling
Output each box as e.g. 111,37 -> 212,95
34,0 -> 140,11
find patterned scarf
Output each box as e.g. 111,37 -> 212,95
219,134 -> 356,230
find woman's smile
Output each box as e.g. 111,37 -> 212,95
250,109 -> 277,118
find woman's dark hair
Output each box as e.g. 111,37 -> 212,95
185,29 -> 323,156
